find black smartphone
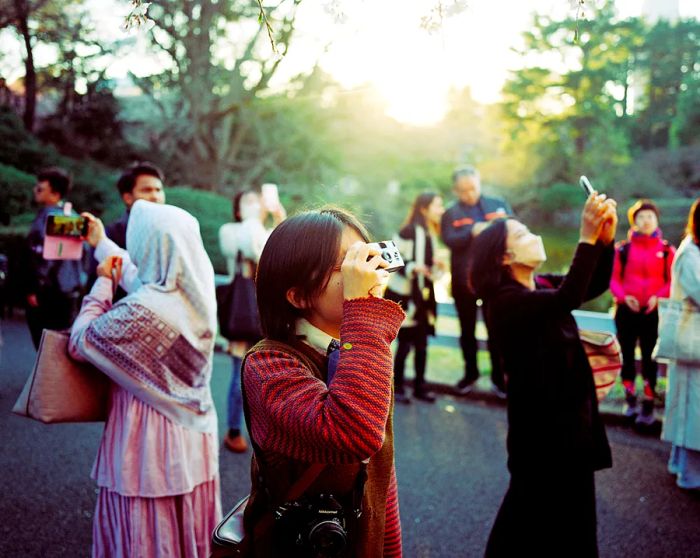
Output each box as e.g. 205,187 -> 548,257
579,176 -> 595,197
45,215 -> 88,238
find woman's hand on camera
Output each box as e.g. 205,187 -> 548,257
81,212 -> 106,248
342,241 -> 390,299
579,193 -> 609,245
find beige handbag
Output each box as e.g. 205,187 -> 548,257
12,329 -> 109,423
654,298 -> 700,364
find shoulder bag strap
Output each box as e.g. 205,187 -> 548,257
240,340 -> 327,547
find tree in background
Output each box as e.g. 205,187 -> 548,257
132,0 -> 303,191
499,0 -> 700,223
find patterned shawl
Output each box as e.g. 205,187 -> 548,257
82,200 -> 218,432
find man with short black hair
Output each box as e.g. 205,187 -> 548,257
441,166 -> 512,397
109,161 -> 166,248
88,162 -> 166,300
24,167 -> 84,348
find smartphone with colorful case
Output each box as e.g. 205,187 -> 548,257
43,215 -> 87,260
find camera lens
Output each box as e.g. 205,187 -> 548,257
309,520 -> 347,556
381,250 -> 393,262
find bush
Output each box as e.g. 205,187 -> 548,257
0,164 -> 34,225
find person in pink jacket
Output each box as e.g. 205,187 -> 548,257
610,199 -> 675,425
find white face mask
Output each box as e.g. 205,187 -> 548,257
240,200 -> 262,221
509,234 -> 547,269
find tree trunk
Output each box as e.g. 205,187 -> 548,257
15,0 -> 36,131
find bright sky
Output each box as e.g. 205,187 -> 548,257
4,0 -> 700,126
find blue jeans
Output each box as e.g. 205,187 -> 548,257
227,356 -> 244,431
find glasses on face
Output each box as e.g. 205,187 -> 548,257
34,184 -> 47,192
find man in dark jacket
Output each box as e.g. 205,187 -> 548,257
107,161 -> 166,247
440,166 -> 512,396
87,162 -> 165,299
24,167 -> 84,349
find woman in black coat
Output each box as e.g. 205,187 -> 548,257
469,193 -> 618,557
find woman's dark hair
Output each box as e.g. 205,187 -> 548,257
117,162 -> 164,195
467,218 -> 509,300
686,198 -> 700,245
256,206 -> 370,342
405,192 -> 438,228
37,167 -> 71,198
232,190 -> 256,222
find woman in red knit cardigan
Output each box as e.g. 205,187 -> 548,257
241,207 -> 405,557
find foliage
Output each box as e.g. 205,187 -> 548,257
0,163 -> 34,225
499,1 -> 700,226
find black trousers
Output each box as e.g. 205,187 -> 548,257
453,287 -> 504,388
485,470 -> 599,558
394,325 -> 429,393
614,305 -> 659,390
25,290 -> 79,349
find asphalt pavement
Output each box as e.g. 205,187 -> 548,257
1,316 -> 699,557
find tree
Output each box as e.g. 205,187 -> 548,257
131,0 -> 303,191
0,0 -> 52,131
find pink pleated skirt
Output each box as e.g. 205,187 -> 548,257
91,385 -> 222,557
92,476 -> 221,558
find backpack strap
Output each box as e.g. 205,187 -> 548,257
661,240 -> 671,284
617,240 -> 630,280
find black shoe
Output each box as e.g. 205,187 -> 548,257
414,390 -> 436,403
455,377 -> 477,395
395,389 -> 411,405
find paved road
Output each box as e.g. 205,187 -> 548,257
1,316 -> 699,557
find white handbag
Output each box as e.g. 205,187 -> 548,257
654,298 -> 700,364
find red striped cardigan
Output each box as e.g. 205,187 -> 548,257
243,297 -> 405,557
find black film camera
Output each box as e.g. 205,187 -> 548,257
367,240 -> 404,273
274,493 -> 349,557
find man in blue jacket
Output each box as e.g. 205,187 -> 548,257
23,167 -> 84,349
441,166 -> 512,397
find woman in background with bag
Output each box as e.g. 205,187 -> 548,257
662,198 -> 700,491
469,193 -> 618,557
218,187 -> 285,453
385,192 -> 445,403
71,200 -> 221,557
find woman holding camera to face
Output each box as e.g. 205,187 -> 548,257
240,207 -> 405,557
469,194 -> 618,557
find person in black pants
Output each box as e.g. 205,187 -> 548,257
609,199 -> 675,424
441,166 -> 512,396
23,167 -> 84,349
469,193 -> 618,557
386,192 -> 446,403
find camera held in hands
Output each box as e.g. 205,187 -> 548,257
274,493 -> 349,557
367,240 -> 405,273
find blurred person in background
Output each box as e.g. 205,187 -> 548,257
610,199 -> 674,425
663,198 -> 700,491
218,188 -> 285,453
469,193 -> 618,557
23,167 -> 83,348
441,166 -> 512,398
386,192 -> 445,403
72,201 -> 221,557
